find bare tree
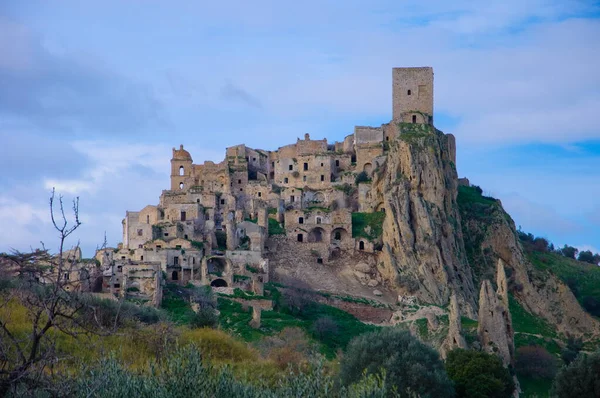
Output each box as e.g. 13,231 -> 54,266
0,189 -> 116,395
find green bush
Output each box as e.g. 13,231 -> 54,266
445,349 -> 514,398
268,218 -> 286,236
355,171 -> 371,184
561,335 -> 583,365
351,212 -> 385,242
552,350 -> 600,398
77,295 -> 165,328
515,345 -> 557,380
70,345 -> 389,397
339,328 -> 454,397
190,286 -> 218,328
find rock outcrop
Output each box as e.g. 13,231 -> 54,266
460,189 -> 600,337
370,124 -> 477,317
477,260 -> 514,366
440,292 -> 468,358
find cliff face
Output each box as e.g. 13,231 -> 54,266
370,123 -> 477,317
459,185 -> 600,337
369,122 -> 598,338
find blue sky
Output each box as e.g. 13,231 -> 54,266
0,1 -> 599,257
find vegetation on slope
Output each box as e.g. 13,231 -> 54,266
456,185 -> 509,284
527,249 -> 600,318
268,218 -> 286,236
351,212 -> 385,242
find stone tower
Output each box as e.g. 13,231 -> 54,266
392,67 -> 434,124
170,145 -> 193,191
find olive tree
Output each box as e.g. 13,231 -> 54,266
339,328 -> 454,397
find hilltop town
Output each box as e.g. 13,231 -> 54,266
3,66 -> 600,397
66,67 -> 445,308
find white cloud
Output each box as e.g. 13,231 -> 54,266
498,193 -> 581,236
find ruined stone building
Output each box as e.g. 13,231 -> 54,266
96,67 -> 449,306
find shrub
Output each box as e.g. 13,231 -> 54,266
582,296 -> 600,317
561,335 -> 584,365
279,279 -> 317,317
552,350 -> 600,398
339,328 -> 454,397
515,345 -> 557,379
355,171 -> 370,184
560,245 -> 578,259
312,316 -> 339,340
190,286 -> 218,328
77,295 -> 165,328
445,349 -> 514,398
70,344 -> 389,397
578,250 -> 600,265
256,327 -> 315,370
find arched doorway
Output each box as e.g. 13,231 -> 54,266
331,228 -> 348,242
172,270 -> 179,280
210,278 -> 228,287
363,163 -> 373,175
308,227 -> 325,243
359,241 -> 365,251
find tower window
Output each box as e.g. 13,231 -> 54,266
179,166 -> 184,176
284,178 -> 289,183
297,234 -> 303,242
335,160 -> 340,167
258,192 -> 262,197
303,175 -> 307,182
412,115 -> 417,123
179,182 -> 184,189
180,211 -> 186,221
320,175 -> 325,181
289,165 -> 293,171
407,89 -> 412,95
238,179 -> 242,184
290,195 -> 295,203
303,163 -> 308,171
299,217 -> 304,224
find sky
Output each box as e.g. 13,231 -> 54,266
0,0 -> 599,257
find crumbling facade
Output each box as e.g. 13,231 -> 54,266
97,67 -> 438,305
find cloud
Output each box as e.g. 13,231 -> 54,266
0,130 -> 89,187
220,82 -> 262,109
0,17 -> 166,135
499,193 -> 582,236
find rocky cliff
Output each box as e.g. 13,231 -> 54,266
370,122 -> 477,317
370,121 -> 598,338
458,182 -> 600,337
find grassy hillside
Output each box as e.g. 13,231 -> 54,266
527,249 -> 600,318
161,283 -> 377,358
